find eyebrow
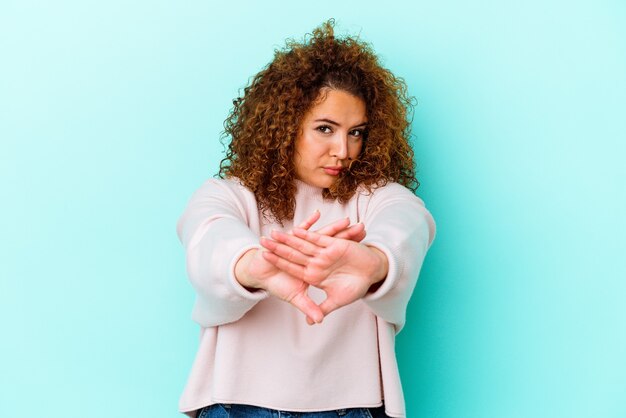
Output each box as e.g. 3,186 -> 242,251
313,118 -> 368,128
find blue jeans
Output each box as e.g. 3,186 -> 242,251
196,403 -> 389,418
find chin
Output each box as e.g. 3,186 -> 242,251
312,181 -> 333,189
296,171 -> 339,189
316,176 -> 336,189
300,177 -> 333,189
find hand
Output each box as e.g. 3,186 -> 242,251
297,210 -> 366,242
260,227 -> 389,324
235,211 -> 366,323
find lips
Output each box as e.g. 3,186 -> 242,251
323,166 -> 344,176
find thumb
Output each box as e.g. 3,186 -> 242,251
319,297 -> 341,319
333,223 -> 366,242
289,292 -> 324,324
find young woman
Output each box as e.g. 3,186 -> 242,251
177,19 -> 436,418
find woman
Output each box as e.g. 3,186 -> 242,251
177,19 -> 436,418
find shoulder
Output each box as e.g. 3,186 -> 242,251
357,181 -> 436,246
357,181 -> 426,207
185,177 -> 259,216
191,177 -> 255,199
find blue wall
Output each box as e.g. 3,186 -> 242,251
1,1 -> 624,417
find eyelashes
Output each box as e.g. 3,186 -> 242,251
315,125 -> 366,138
316,125 -> 333,134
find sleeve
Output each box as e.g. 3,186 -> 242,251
359,182 -> 436,333
176,178 -> 268,328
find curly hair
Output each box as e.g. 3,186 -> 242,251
218,18 -> 419,224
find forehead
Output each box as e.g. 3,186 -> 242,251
304,89 -> 367,122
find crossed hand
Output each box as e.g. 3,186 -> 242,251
235,211 -> 388,325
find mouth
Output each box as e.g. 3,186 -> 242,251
323,166 -> 344,176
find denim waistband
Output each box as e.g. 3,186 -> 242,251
197,403 -> 389,418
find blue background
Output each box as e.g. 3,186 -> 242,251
1,1 -> 625,417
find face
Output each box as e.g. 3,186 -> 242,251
294,89 -> 367,188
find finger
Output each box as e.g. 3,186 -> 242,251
319,297 -> 342,318
261,250 -> 306,278
292,227 -> 335,248
333,222 -> 366,242
270,229 -> 321,257
260,236 -> 309,266
288,292 -> 324,324
306,316 -> 315,326
297,210 -> 320,230
314,217 -> 350,237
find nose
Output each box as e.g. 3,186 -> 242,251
330,134 -> 349,160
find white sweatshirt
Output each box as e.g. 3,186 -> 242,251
176,178 -> 436,417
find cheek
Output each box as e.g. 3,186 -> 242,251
292,153 -> 302,170
301,139 -> 326,160
294,138 -> 317,169
350,142 -> 363,158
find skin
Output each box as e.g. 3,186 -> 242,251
235,88 -> 389,324
293,88 -> 367,188
234,211 -> 368,323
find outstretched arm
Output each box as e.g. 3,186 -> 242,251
177,179 -> 267,327
260,183 -> 436,331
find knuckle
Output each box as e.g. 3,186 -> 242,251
288,249 -> 298,261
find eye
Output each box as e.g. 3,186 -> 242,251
350,129 -> 365,138
316,125 -> 333,134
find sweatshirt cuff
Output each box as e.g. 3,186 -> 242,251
227,244 -> 269,301
362,241 -> 402,301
